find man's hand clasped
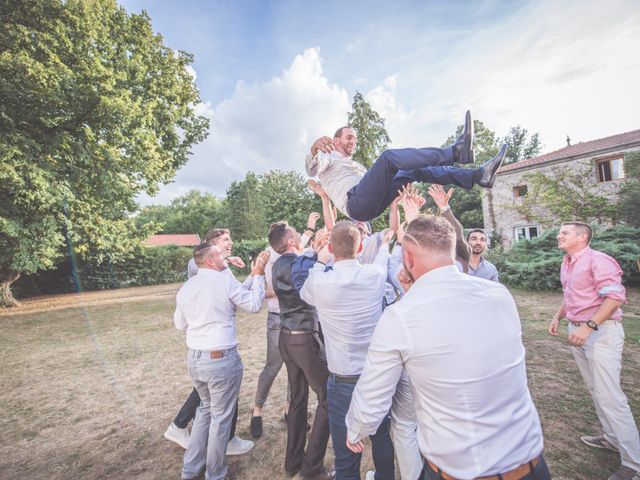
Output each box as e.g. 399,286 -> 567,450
250,250 -> 270,277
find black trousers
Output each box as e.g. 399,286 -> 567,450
279,331 -> 330,477
174,387 -> 237,440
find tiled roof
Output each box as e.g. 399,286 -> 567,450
145,234 -> 201,247
499,128 -> 640,174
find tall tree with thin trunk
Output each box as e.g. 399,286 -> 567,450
347,91 -> 391,169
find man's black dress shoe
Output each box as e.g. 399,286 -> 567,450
477,144 -> 508,188
452,110 -> 474,164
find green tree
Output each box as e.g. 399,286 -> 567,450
618,151 -> 640,227
0,0 -> 209,306
500,125 -> 542,164
347,91 -> 391,169
135,190 -> 226,238
258,170 -> 322,232
224,172 -> 266,240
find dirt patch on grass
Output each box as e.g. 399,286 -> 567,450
0,285 -> 638,479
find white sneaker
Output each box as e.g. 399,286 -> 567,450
164,422 -> 190,449
226,435 -> 254,455
365,471 -> 376,480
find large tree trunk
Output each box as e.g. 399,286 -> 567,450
0,270 -> 21,308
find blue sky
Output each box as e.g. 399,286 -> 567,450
119,0 -> 640,205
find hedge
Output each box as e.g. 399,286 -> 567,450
13,245 -> 192,299
487,225 -> 640,290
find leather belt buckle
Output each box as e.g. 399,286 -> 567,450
426,456 -> 540,480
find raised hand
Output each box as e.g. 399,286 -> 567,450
311,136 -> 335,156
381,228 -> 395,246
313,228 -> 331,252
307,211 -> 321,230
251,250 -> 270,276
227,256 -> 246,269
307,179 -> 328,198
428,184 -> 453,210
400,195 -> 421,223
397,268 -> 413,292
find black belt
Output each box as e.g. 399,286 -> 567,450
333,373 -> 360,384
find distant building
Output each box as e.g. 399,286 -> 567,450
482,129 -> 640,246
145,234 -> 201,248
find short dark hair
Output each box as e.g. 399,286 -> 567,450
334,126 -> 353,138
268,221 -> 292,254
204,228 -> 230,245
562,221 -> 593,242
466,229 -> 486,241
405,214 -> 455,257
330,221 -> 361,258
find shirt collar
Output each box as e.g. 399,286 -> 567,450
332,259 -> 360,270
412,264 -> 460,287
565,246 -> 591,265
196,267 -> 225,275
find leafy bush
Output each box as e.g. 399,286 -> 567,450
228,239 -> 269,275
487,225 -> 640,290
13,246 -> 192,298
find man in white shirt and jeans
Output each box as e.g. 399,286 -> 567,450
174,243 -> 269,480
345,215 -> 550,480
301,221 -> 394,480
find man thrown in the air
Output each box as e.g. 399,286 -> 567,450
306,111 -> 507,222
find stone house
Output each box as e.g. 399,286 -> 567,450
481,129 -> 640,246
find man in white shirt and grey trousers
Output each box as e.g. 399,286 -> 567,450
301,221 -> 395,480
346,215 -> 551,480
174,243 -> 269,480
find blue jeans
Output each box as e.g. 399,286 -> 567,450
421,454 -> 552,480
327,374 -> 395,480
346,147 -> 476,221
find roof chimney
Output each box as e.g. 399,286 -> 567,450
566,135 -> 571,146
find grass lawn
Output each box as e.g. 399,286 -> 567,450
0,284 -> 638,480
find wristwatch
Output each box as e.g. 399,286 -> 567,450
586,320 -> 598,331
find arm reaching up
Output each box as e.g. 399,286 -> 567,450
428,184 -> 471,271
308,179 -> 335,230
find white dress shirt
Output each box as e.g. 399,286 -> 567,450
305,150 -> 367,218
174,268 -> 265,350
264,246 -> 281,313
346,265 -> 543,478
187,258 -> 199,279
300,251 -> 388,375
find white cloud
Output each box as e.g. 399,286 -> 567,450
364,0 -> 640,152
140,48 -> 350,205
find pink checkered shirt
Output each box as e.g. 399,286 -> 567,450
560,246 -> 626,322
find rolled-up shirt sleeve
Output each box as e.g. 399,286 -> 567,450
592,254 -> 626,303
346,308 -> 407,443
305,152 -> 331,177
229,275 -> 265,313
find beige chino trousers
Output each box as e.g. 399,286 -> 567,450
569,320 -> 640,471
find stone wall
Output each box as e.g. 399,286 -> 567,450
482,146 -> 637,246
